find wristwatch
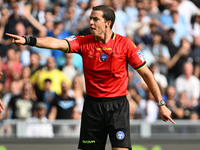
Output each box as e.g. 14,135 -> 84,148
157,100 -> 166,107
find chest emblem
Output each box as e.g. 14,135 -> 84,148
100,54 -> 108,62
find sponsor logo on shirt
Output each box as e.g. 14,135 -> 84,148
64,35 -> 77,41
96,47 -> 112,51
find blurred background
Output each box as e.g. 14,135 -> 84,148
0,0 -> 200,150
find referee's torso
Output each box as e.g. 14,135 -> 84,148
65,33 -> 146,98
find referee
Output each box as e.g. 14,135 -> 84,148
6,5 -> 175,150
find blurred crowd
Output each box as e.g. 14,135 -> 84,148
0,0 -> 200,127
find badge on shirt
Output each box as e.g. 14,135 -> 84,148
100,54 -> 108,62
137,50 -> 145,62
64,35 -> 77,41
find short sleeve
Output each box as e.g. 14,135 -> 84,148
64,35 -> 83,54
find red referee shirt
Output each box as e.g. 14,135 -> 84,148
64,33 -> 146,98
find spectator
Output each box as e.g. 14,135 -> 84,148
35,78 -> 56,116
126,8 -> 151,42
0,56 -> 4,93
4,81 -> 36,120
14,21 -> 30,67
18,66 -> 32,89
67,0 -> 84,21
124,0 -> 138,22
166,85 -> 184,119
189,10 -> 200,42
62,53 -> 78,82
0,6 -> 10,55
149,62 -> 168,93
22,5 -> 47,36
144,90 -> 159,123
176,91 -> 192,119
127,87 -> 141,119
127,91 -> 137,120
190,35 -> 200,79
1,80 -> 21,119
27,11 -> 52,66
30,44 -> 52,67
111,0 -> 129,36
68,75 -> 85,114
165,36 -> 192,83
63,5 -> 79,34
189,111 -> 199,121
1,48 -> 23,91
195,97 -> 200,118
178,0 -> 199,32
25,102 -> 54,137
44,10 -> 55,37
52,3 -> 63,22
141,19 -> 167,45
142,31 -> 170,75
175,62 -> 200,109
48,81 -> 80,136
29,52 -> 42,75
147,0 -> 161,20
169,10 -> 188,47
32,0 -> 47,25
3,1 -> 29,39
48,81 -> 79,120
72,0 -> 99,35
30,56 -> 71,95
128,70 -> 147,99
159,0 -> 186,30
51,21 -> 70,69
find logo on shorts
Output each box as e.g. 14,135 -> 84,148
82,140 -> 95,144
116,131 -> 125,140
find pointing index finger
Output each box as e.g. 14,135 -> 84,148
169,116 -> 176,124
5,33 -> 19,39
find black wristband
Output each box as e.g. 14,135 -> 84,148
22,36 -> 37,46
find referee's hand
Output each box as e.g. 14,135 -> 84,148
159,105 -> 176,124
6,33 -> 26,46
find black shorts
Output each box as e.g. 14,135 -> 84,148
78,95 -> 131,150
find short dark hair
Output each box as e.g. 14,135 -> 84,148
92,5 -> 115,29
44,78 -> 52,83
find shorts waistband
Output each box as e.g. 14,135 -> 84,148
86,95 -> 126,102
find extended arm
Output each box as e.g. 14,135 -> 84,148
5,33 -> 69,52
137,65 -> 176,124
